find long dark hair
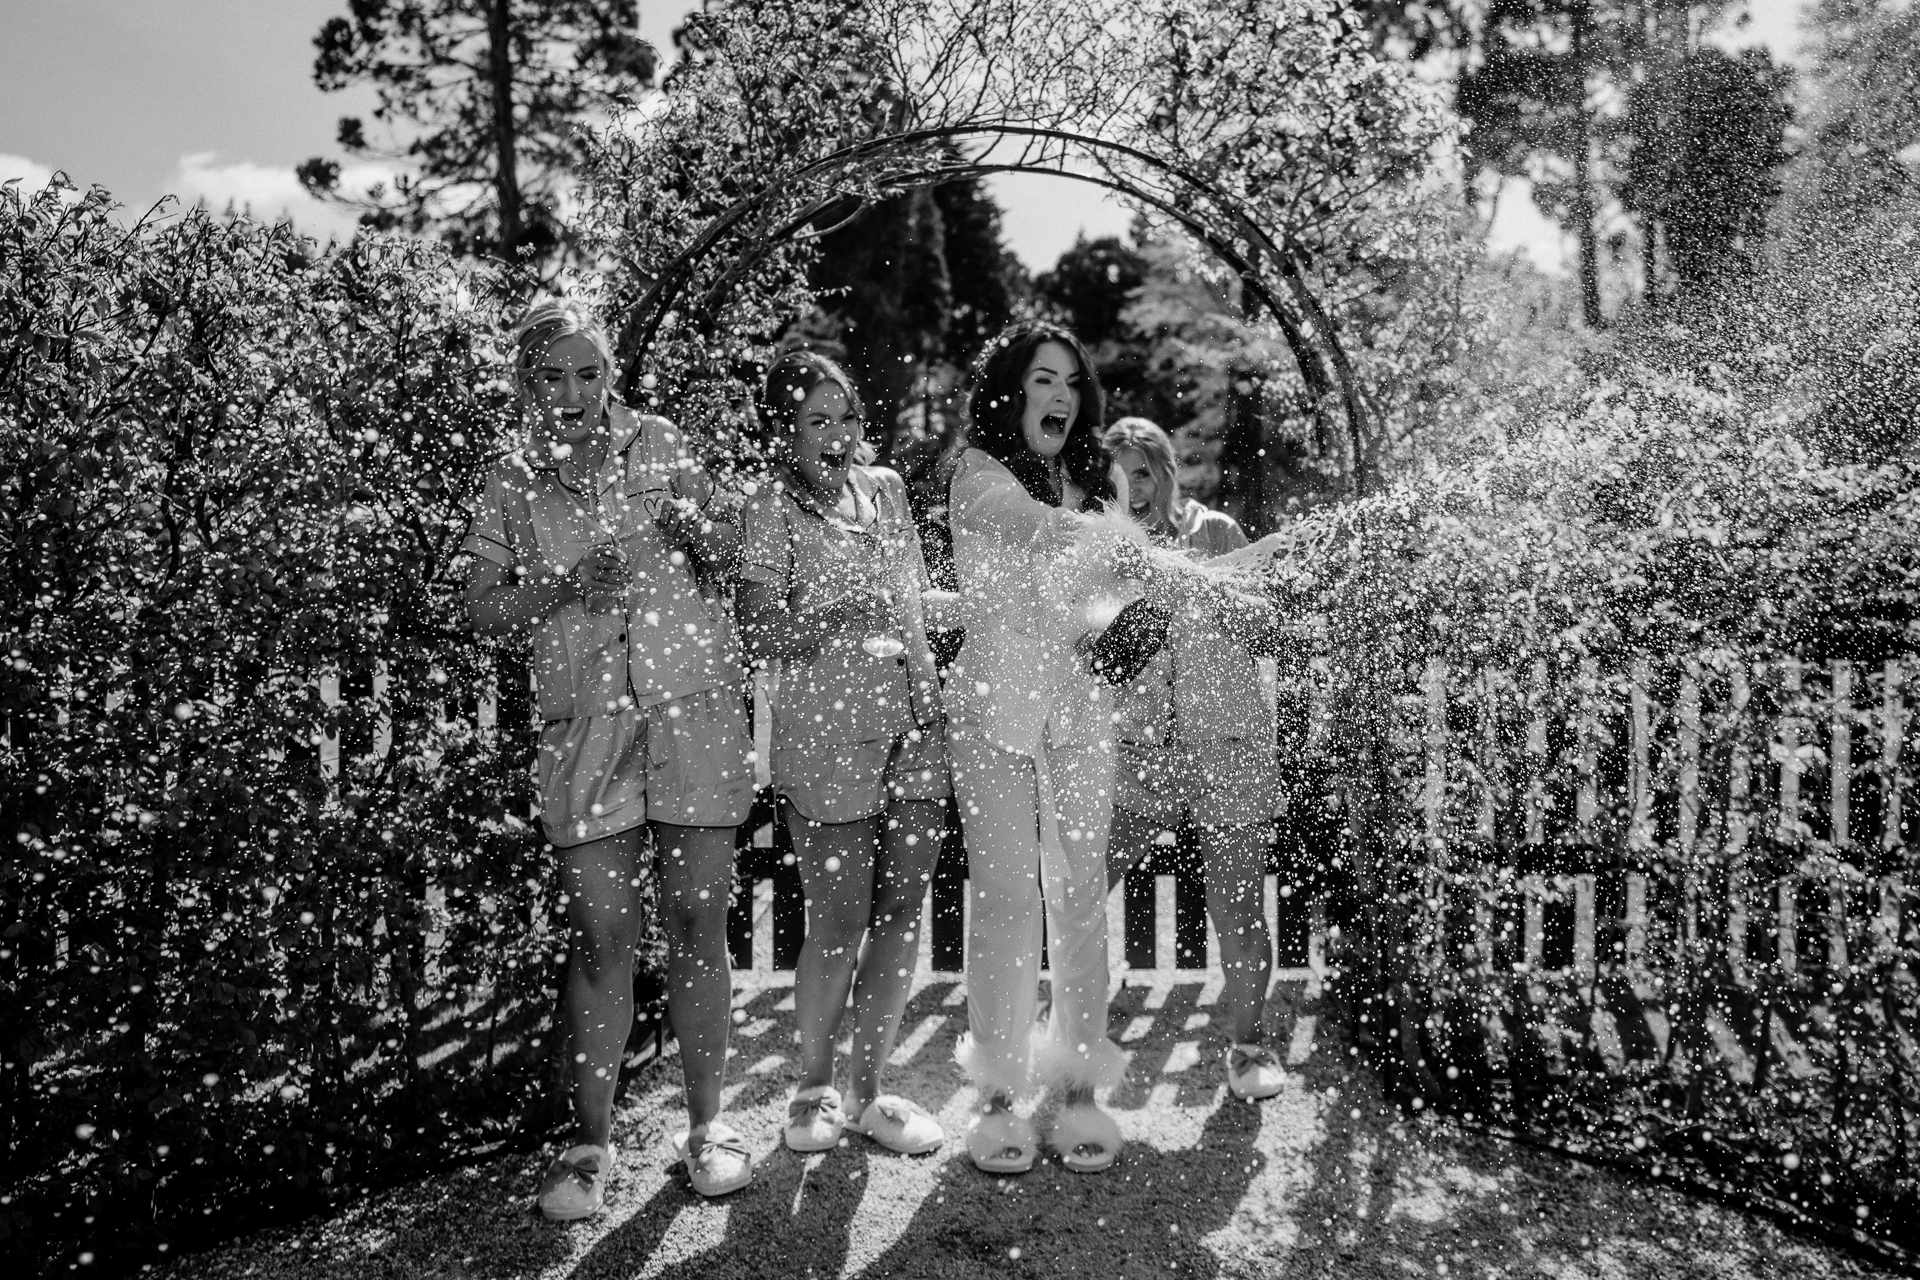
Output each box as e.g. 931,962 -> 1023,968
949,320 -> 1113,509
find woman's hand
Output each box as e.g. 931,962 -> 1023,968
568,543 -> 630,604
1107,538 -> 1157,583
1033,508 -> 1093,560
808,582 -> 894,636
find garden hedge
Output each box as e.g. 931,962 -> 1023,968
0,180 -> 575,1276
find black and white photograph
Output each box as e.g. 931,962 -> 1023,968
2,1 -> 1916,1276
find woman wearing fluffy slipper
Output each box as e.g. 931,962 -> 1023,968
736,351 -> 951,1159
944,321 -> 1168,1174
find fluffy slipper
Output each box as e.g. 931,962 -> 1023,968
1050,1101 -> 1123,1173
966,1107 -> 1035,1174
672,1122 -> 753,1197
845,1095 -> 944,1156
784,1084 -> 846,1153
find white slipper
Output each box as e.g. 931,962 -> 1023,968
845,1095 -> 945,1156
966,1107 -> 1035,1174
672,1121 -> 754,1197
784,1084 -> 847,1153
1050,1101 -> 1122,1173
1226,1042 -> 1286,1100
535,1143 -> 615,1220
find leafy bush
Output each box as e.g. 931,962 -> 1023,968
0,180 -> 572,1275
1263,346 -> 1920,1260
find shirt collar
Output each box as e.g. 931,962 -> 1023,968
781,465 -> 873,525
526,401 -> 640,495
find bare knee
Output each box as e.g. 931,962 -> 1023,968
658,888 -> 727,956
807,895 -> 870,959
1214,914 -> 1270,969
870,881 -> 926,933
570,921 -> 636,989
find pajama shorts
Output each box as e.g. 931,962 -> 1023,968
1115,736 -> 1281,829
774,722 -> 952,826
536,686 -> 754,847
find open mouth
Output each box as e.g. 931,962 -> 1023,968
1039,413 -> 1068,438
558,406 -> 587,424
1129,499 -> 1149,516
818,442 -> 851,470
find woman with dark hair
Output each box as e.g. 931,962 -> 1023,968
943,320 -> 1158,1175
735,350 -> 951,1158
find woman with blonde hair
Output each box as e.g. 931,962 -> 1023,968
1103,415 -> 1289,1101
465,298 -> 756,1214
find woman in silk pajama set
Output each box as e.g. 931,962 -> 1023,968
945,320 -> 1157,1175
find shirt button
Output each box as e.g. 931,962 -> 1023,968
616,633 -> 627,642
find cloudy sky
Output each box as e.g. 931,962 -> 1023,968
1,0 -> 1810,275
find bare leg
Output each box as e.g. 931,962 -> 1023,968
1200,821 -> 1273,1046
652,821 -> 738,1143
789,808 -> 880,1092
845,797 -> 946,1109
560,827 -> 647,1148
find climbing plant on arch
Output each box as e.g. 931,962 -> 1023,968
578,0 -> 1451,492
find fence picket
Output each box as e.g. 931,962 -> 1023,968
1829,661 -> 1852,972
1524,657 -> 1549,969
1728,664 -> 1754,983
1630,658 -> 1652,851
319,668 -> 341,779
1779,660 -> 1803,975
373,658 -> 391,761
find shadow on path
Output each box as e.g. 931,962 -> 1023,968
173,973 -> 1899,1280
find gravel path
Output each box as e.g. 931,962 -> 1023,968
176,971 -> 1900,1280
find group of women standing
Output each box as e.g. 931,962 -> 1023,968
465,299 -> 1289,1221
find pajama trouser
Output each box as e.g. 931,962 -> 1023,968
950,726 -> 1128,1098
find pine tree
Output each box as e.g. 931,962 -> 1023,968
296,0 -> 655,273
1622,48 -> 1792,297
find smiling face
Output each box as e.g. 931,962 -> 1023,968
522,332 -> 610,455
1113,446 -> 1164,525
1018,340 -> 1083,459
786,380 -> 863,498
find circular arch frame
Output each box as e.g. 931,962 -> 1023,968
613,123 -> 1376,491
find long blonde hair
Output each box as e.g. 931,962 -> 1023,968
1103,417 -> 1179,532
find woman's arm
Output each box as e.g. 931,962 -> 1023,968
655,489 -> 744,581
464,553 -> 613,640
735,580 -> 888,664
950,454 -> 1088,553
919,589 -> 963,632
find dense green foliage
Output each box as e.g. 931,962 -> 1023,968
0,181 -> 563,1275
1259,253 -> 1920,1258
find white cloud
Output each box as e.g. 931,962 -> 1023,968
170,151 -> 377,242
1484,176 -> 1571,276
0,153 -> 59,193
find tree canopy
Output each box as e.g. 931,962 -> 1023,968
297,0 -> 657,276
580,0 -> 1452,493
